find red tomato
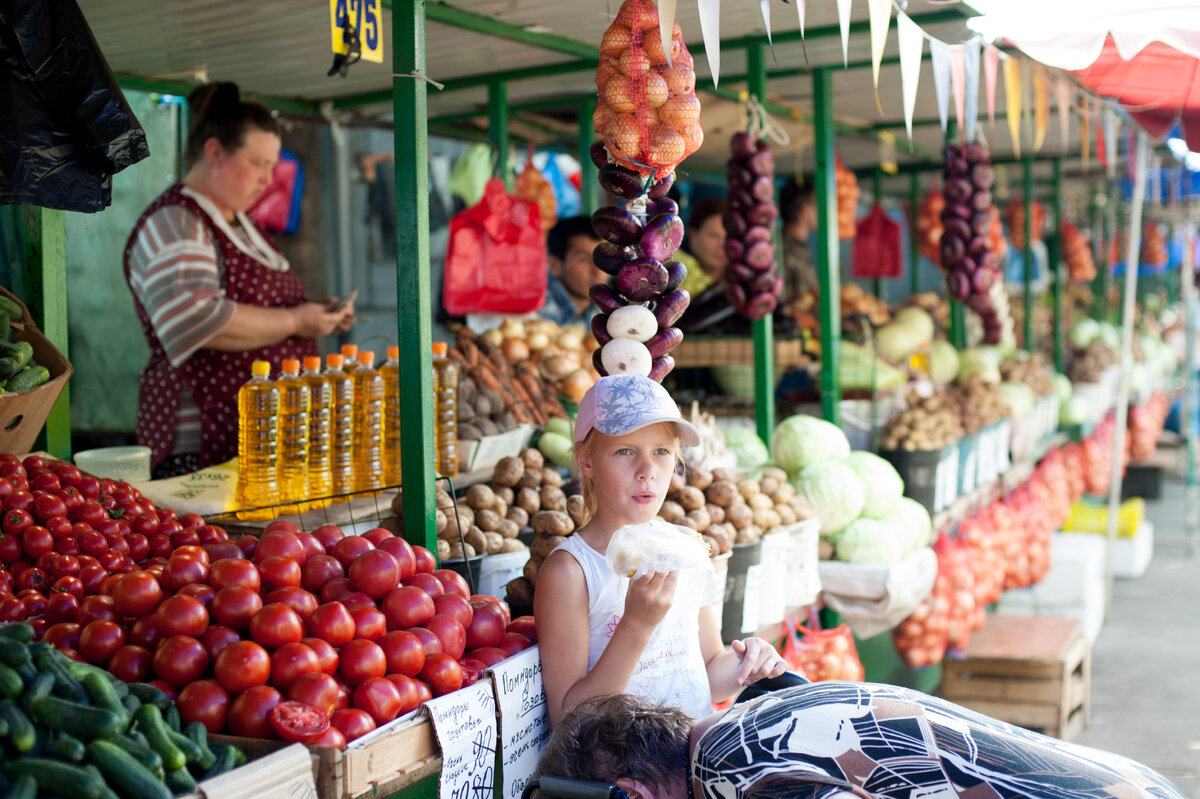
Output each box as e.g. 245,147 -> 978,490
378,630 -> 425,677
465,600 -> 507,649
204,542 -> 245,562
412,678 -> 432,705
301,637 -> 339,676
209,585 -> 263,631
214,640 -> 271,694
177,679 -> 231,734
381,586 -> 435,630
339,639 -> 387,685
311,725 -> 346,750
209,558 -> 261,592
147,680 -> 176,702
227,685 -> 283,739
265,586 -> 318,620
78,530 -> 108,558
423,614 -> 466,659
251,603 -> 305,649
331,706 -> 377,741
349,605 -> 387,641
300,554 -> 344,593
31,491 -> 66,523
153,635 -> 209,688
50,555 -> 80,579
255,530 -> 307,566
5,492 -> 34,515
419,653 -> 464,697
235,535 -> 258,559
258,555 -> 302,591
406,626 -> 443,657
78,620 -> 126,664
179,513 -> 205,529
466,646 -> 509,667
0,531 -> 22,562
22,525 -> 53,558
306,602 -> 355,647
97,550 -> 124,574
361,527 -> 393,547
107,644 -> 153,682
312,525 -> 345,553
459,657 -> 487,687
156,594 -> 210,638
351,678 -> 401,727
72,501 -> 107,528
160,556 -> 208,593
497,632 -> 533,657
320,577 -> 354,603
165,523 -> 194,547
176,583 -> 216,607
401,573 -> 443,598
331,536 -> 374,570
432,569 -> 470,601
270,642 -> 321,691
112,571 -> 163,618
385,673 -> 425,715
128,615 -> 161,650
45,591 -> 79,624
77,594 -> 119,626
130,511 -> 160,537
264,520 -> 303,537
412,545 -> 437,575
288,672 -> 341,716
339,591 -> 375,610
376,537 -> 416,580
197,524 -> 228,546
200,624 -> 241,660
0,596 -> 23,622
124,533 -> 149,562
471,594 -> 512,626
347,549 -> 399,600
295,532 -> 324,560
51,575 -> 83,601
506,615 -> 537,643
171,545 -> 210,566
269,699 -> 330,743
147,533 -> 173,560
432,593 -> 472,628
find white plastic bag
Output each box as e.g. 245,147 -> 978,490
606,520 -> 717,613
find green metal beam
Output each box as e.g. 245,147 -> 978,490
489,82 -> 510,187
577,98 -> 599,215
1049,158 -> 1064,370
403,0 -> 597,59
393,0 -> 437,554
747,43 -> 776,447
114,76 -> 316,115
1023,157 -> 1035,351
813,67 -> 840,425
23,207 -> 70,460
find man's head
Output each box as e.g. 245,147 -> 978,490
780,181 -> 816,238
534,694 -> 694,799
548,216 -> 605,304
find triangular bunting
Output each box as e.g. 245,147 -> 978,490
869,0 -> 892,114
697,0 -> 720,86
1055,76 -> 1071,149
1081,96 -> 1090,170
897,12 -> 924,144
795,0 -> 808,64
931,39 -> 952,136
658,0 -> 678,68
984,44 -> 1000,141
964,41 -> 981,142
1033,64 -> 1048,153
949,45 -> 966,136
837,0 -> 853,68
1003,55 -> 1022,157
759,0 -> 773,47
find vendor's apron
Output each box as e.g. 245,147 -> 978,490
124,184 -> 317,471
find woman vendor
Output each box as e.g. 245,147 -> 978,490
125,82 -> 355,478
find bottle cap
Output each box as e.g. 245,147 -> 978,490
358,351 -> 375,365
281,358 -> 300,373
387,346 -> 399,360
303,356 -> 322,371
326,353 -> 344,368
431,341 -> 448,356
251,360 -> 271,376
341,344 -> 358,359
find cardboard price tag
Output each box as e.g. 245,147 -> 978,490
490,647 -> 551,799
425,681 -> 497,799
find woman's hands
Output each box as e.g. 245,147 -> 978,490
621,571 -> 678,632
730,637 -> 788,686
292,299 -> 356,338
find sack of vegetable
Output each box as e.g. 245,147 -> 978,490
778,609 -> 864,683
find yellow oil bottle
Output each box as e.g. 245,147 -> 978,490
351,350 -> 383,491
325,352 -> 355,496
380,345 -> 403,487
235,360 -> 279,513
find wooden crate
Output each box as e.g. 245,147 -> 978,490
940,615 -> 1090,740
180,743 -> 317,799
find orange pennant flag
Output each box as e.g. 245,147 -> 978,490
1003,56 -> 1022,158
1033,64 -> 1049,153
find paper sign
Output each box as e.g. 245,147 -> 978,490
759,0 -> 773,46
425,681 -> 498,799
329,0 -> 383,63
492,647 -> 552,799
1033,64 -> 1048,153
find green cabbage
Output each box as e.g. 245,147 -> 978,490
835,518 -> 905,564
771,415 -> 851,477
838,341 -> 909,391
1053,373 -> 1072,403
894,497 -> 933,550
844,451 -> 903,520
957,346 -> 1003,384
1069,319 -> 1101,349
1060,395 -> 1091,425
928,340 -> 960,384
794,460 -> 865,536
875,307 -> 934,364
722,427 -> 770,470
998,381 -> 1036,418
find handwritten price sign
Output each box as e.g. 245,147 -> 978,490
492,647 -> 551,799
425,681 -> 497,799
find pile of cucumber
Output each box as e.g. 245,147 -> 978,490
0,623 -> 245,799
0,296 -> 51,394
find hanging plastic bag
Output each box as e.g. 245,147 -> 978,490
515,146 -> 557,234
541,154 -> 581,220
448,143 -> 494,207
778,609 -> 865,683
851,203 -> 901,278
247,150 -> 304,234
442,178 -> 547,316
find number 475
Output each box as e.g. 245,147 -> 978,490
335,0 -> 379,53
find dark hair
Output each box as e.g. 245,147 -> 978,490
780,181 -> 814,226
534,695 -> 693,795
547,216 -> 600,261
687,197 -> 725,232
185,82 -> 281,168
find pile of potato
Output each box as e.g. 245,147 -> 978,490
1000,354 -> 1056,397
456,379 -> 520,440
952,375 -> 1012,435
1067,340 -> 1118,383
880,391 -> 965,451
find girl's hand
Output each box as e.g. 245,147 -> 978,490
731,637 -> 788,686
622,571 -> 677,632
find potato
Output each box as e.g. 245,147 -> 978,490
437,539 -> 452,561
764,526 -> 785,538
484,531 -> 505,554
772,483 -> 796,503
704,480 -> 739,508
475,508 -> 501,532
457,400 -> 476,422
748,493 -> 774,511
776,504 -> 797,526
507,576 -> 534,605
751,508 -> 781,530
474,394 -> 493,417
705,503 -> 725,525
497,519 -> 521,539
539,485 -> 567,512
520,467 -> 543,489
687,467 -> 713,490
818,539 -> 836,560
566,494 -> 588,529
530,534 -> 567,560
492,497 -> 508,520
759,476 -> 779,497
726,503 -> 753,530
495,486 -> 515,506
708,524 -> 734,554
523,557 -> 541,585
441,505 -> 475,538
458,423 -> 484,441
493,456 -> 525,487
677,485 -> 705,511
447,541 -> 476,559
701,535 -> 720,557
435,509 -> 447,534
674,515 -> 698,530
737,479 -> 761,501
760,466 -> 788,484
658,500 -> 686,523
466,484 -> 496,511
435,489 -> 455,511
465,526 -> 488,554
507,505 -> 530,530
669,470 -> 686,494
522,448 -> 545,470
711,467 -> 737,483
541,467 -> 563,488
500,538 -> 528,554
517,487 -> 541,515
686,507 -> 712,532
457,375 -> 477,403
790,496 -> 816,520
532,510 -> 573,537
734,527 -> 761,545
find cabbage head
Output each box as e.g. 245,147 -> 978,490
894,497 -> 933,550
1069,319 -> 1101,349
928,340 -> 960,384
835,518 -> 904,564
957,347 -> 1003,384
794,460 -> 865,536
844,451 -> 903,519
1053,373 -> 1072,403
771,415 -> 851,477
722,427 -> 770,470
997,381 -> 1036,418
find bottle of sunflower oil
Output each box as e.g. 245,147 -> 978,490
235,360 -> 279,513
341,343 -> 360,375
301,355 -> 333,501
276,359 -> 310,506
351,350 -> 384,491
380,346 -> 403,487
324,352 -> 355,496
431,341 -> 459,478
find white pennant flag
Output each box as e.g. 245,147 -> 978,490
1055,76 -> 1071,148
657,0 -> 678,68
796,0 -> 806,35
931,39 -> 952,135
963,41 -> 981,141
897,12 -> 924,143
759,0 -> 773,46
837,0 -> 853,67
697,0 -> 720,85
869,0 -> 892,113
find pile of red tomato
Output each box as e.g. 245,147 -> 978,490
0,453 -> 536,750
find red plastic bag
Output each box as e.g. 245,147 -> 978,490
246,150 -> 303,234
852,203 -> 901,278
779,610 -> 864,682
442,178 -> 547,316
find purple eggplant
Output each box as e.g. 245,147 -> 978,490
648,197 -> 679,217
971,211 -> 992,236
592,347 -> 608,377
750,269 -> 777,294
744,225 -> 772,245
648,171 -> 675,200
749,148 -> 775,177
589,141 -> 610,170
731,132 -> 755,160
722,210 -> 748,239
598,164 -> 646,200
618,257 -> 670,301
727,187 -> 754,210
652,288 -> 690,329
591,312 -> 613,346
664,260 -> 687,292
646,326 -> 684,359
724,238 -> 746,262
745,240 -> 775,270
751,176 -> 775,202
970,266 -> 997,294
941,235 -> 966,266
728,261 -> 756,284
745,202 -> 778,227
727,160 -> 754,188
946,270 -> 971,301
640,214 -> 684,262
589,283 -> 625,314
971,190 -> 993,211
743,291 -> 778,320
970,164 -> 995,190
648,354 -> 676,382
593,241 -> 637,276
592,205 -> 643,246
727,280 -> 747,310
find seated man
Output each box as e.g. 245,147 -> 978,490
540,216 -> 605,327
535,686 -> 1184,799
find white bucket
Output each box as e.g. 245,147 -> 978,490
74,446 -> 152,482
757,531 -> 791,630
477,550 -> 529,599
785,519 -> 822,609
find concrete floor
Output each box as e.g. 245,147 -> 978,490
1072,476 -> 1200,797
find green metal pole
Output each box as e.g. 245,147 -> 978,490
909,172 -> 920,296
22,207 -> 70,460
394,0 -> 437,553
747,43 -> 776,443
949,302 -> 966,349
1023,157 -> 1035,351
813,67 -> 840,426
488,81 -> 510,189
577,98 -> 598,215
872,170 -> 883,301
1049,158 -> 1064,371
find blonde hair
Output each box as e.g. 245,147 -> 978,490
573,424 -> 683,530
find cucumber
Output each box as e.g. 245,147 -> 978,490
123,693 -> 142,716
133,703 -> 186,772
0,322 -> 11,344
5,365 -> 48,393
34,650 -> 87,702
167,726 -> 204,766
47,734 -> 87,763
4,759 -> 105,799
0,296 -> 22,320
19,672 -> 53,716
0,637 -> 30,667
127,682 -> 168,708
163,702 -> 181,732
109,731 -> 165,780
164,766 -> 196,794
0,703 -> 35,753
12,341 -> 32,367
0,624 -> 33,643
184,721 -> 217,770
13,660 -> 36,684
0,358 -> 17,382
31,696 -> 125,740
4,774 -> 36,799
203,743 -> 240,779
87,739 -> 173,799
0,664 -> 22,699
82,671 -> 129,725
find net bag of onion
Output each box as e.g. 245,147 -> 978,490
778,609 -> 865,683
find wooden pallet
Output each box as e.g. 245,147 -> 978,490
940,615 -> 1090,740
